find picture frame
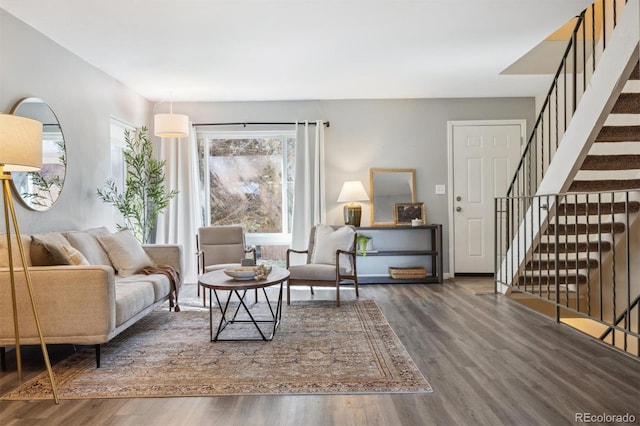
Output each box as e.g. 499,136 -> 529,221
394,202 -> 425,225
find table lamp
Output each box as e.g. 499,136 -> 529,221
0,113 -> 58,403
337,181 -> 369,227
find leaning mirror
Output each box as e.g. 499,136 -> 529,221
369,168 -> 416,226
10,98 -> 66,211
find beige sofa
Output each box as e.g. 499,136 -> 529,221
0,228 -> 183,368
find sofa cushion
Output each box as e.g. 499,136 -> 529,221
85,227 -> 111,236
0,234 -> 32,267
116,274 -> 171,303
114,281 -> 155,326
97,229 -> 156,277
65,231 -> 112,266
31,232 -> 72,265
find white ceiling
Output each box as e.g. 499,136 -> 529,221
0,0 -> 594,102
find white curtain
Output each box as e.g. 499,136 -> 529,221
290,120 -> 326,264
155,125 -> 202,284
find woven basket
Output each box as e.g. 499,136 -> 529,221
389,266 -> 427,279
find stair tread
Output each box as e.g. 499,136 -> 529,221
595,125 -> 640,142
557,201 -> 640,215
518,275 -> 588,285
581,155 -> 640,170
534,242 -> 611,253
610,93 -> 640,114
569,179 -> 640,192
526,259 -> 599,269
546,222 -> 626,234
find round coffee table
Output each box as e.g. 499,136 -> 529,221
198,267 -> 290,341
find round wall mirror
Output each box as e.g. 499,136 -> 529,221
10,98 -> 67,211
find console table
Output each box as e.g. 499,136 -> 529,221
355,224 -> 443,284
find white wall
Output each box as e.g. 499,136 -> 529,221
0,9 -> 151,232
178,98 -> 535,271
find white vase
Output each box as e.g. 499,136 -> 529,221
358,239 -> 374,252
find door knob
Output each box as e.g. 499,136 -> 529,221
456,196 -> 462,201
456,207 -> 462,212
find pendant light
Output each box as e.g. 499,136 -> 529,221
154,93 -> 189,138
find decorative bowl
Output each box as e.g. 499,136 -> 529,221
223,267 -> 257,280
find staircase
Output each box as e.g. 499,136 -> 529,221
495,0 -> 640,356
516,61 -> 640,308
571,62 -> 640,194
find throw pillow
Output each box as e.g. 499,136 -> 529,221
84,226 -> 111,236
97,229 -> 156,277
31,232 -> 73,265
310,224 -> 355,273
60,244 -> 90,265
65,231 -> 112,266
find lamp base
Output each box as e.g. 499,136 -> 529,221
343,203 -> 362,227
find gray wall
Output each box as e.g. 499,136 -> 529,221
1,9 -> 535,273
0,9 -> 151,232
178,98 -> 535,272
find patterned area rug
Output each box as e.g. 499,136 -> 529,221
1,299 -> 432,399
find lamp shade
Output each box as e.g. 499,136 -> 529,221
154,113 -> 190,138
0,113 -> 43,171
337,181 -> 369,202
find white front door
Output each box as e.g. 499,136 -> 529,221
449,121 -> 524,274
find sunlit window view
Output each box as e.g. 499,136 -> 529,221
199,133 -> 296,266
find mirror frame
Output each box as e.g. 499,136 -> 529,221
369,168 -> 416,226
10,97 -> 67,211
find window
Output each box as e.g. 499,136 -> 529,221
109,118 -> 135,222
198,131 -> 296,266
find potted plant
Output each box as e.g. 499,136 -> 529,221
356,233 -> 372,256
97,126 -> 178,243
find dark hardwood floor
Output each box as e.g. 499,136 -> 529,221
1,279 -> 638,426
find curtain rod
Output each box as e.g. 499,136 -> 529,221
192,121 -> 330,128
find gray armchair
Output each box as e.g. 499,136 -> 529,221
196,225 -> 256,304
286,225 -> 359,307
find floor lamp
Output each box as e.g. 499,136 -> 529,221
0,113 -> 58,403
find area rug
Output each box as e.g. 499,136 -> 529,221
1,299 -> 432,400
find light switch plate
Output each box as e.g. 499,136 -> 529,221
435,184 -> 446,195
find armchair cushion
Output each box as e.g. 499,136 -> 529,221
289,263 -> 344,281
310,224 -> 355,273
198,226 -> 247,265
